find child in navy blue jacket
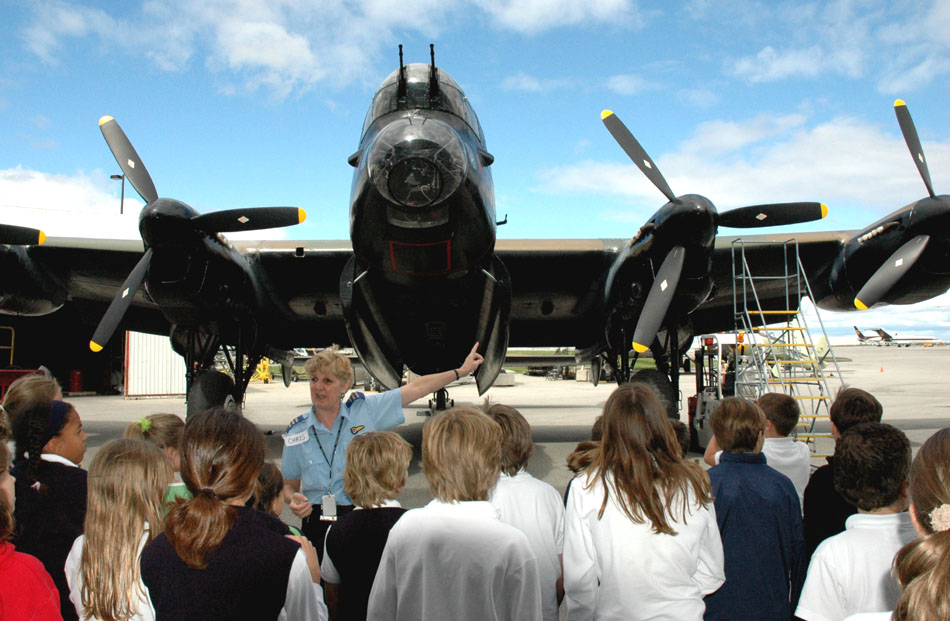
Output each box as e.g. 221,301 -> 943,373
703,397 -> 805,620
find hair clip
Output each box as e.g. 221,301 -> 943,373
930,503 -> 950,532
31,481 -> 42,491
138,418 -> 152,433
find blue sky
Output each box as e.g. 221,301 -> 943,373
2,0 -> 950,340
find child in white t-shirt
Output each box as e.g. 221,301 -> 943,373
796,423 -> 916,621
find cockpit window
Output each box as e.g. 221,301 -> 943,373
361,64 -> 484,141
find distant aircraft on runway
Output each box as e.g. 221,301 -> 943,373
854,326 -> 884,344
854,326 -> 940,346
873,328 -> 940,346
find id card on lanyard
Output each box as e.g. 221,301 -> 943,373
313,422 -> 343,521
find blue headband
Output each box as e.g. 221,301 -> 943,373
42,400 -> 70,448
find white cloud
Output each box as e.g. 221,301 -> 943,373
500,72 -> 570,92
19,0 -> 643,99
0,166 -> 288,241
533,111 -> 950,216
729,45 -> 825,82
471,0 -> 641,34
606,73 -> 655,96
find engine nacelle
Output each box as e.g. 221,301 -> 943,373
0,245 -> 66,316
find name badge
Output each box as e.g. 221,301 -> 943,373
282,430 -> 309,447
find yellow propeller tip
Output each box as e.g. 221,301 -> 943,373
601,110 -> 614,120
297,208 -> 307,224
632,342 -> 650,354
89,341 -> 103,353
894,99 -> 906,108
854,299 -> 868,311
98,115 -> 114,126
820,203 -> 828,218
37,231 -> 46,245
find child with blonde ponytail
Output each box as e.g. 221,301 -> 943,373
64,438 -> 169,621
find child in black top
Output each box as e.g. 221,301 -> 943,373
322,431 -> 411,621
12,398 -> 88,621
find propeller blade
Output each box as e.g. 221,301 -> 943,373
89,248 -> 153,352
854,234 -> 930,310
99,116 -> 159,204
632,246 -> 685,353
601,110 -> 677,204
192,207 -> 306,233
894,100 -> 935,199
0,224 -> 46,245
718,202 -> 828,228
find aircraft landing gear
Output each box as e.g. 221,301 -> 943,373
426,388 -> 454,415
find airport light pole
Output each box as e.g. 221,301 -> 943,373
110,173 -> 125,214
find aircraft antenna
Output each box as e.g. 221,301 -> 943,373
397,44 -> 407,102
428,43 -> 440,103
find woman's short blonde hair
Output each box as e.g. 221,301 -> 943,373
343,432 -> 412,507
422,407 -> 501,502
304,345 -> 354,386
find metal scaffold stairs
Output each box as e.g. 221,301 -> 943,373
731,239 -> 843,457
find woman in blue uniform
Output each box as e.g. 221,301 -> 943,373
281,343 -> 484,559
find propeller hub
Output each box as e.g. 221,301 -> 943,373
139,198 -> 201,248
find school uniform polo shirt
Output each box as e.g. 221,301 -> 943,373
367,500 -> 543,621
281,389 -> 404,505
490,471 -> 564,621
795,512 -> 916,621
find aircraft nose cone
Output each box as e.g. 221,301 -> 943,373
366,117 -> 467,209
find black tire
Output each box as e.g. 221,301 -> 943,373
629,368 -> 678,419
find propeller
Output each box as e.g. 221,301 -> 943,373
601,109 -> 828,353
854,235 -> 930,310
90,116 -> 306,352
632,246 -> 685,354
99,116 -> 158,204
600,110 -> 827,229
894,100 -> 935,199
853,100 -> 938,310
0,224 -> 46,246
89,248 -> 152,352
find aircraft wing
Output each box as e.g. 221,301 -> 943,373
687,230 -> 850,335
3,231 -> 853,358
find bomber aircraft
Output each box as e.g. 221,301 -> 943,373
2,46 -> 949,408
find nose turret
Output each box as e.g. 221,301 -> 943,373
365,117 -> 467,227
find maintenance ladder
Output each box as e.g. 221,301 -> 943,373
730,239 -> 842,458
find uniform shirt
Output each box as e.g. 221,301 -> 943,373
803,457 -> 857,560
321,500 -> 405,621
762,437 -> 812,508
281,389 -> 404,505
367,499 -> 542,621
704,451 -> 806,621
0,541 -> 62,621
490,470 -> 564,621
12,454 -> 87,621
712,437 -> 811,507
795,512 -> 916,621
564,471 -> 724,620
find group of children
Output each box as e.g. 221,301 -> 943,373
0,367 -> 948,621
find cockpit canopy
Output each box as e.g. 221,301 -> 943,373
361,63 -> 485,143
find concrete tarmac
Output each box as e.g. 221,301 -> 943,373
68,344 -> 950,514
